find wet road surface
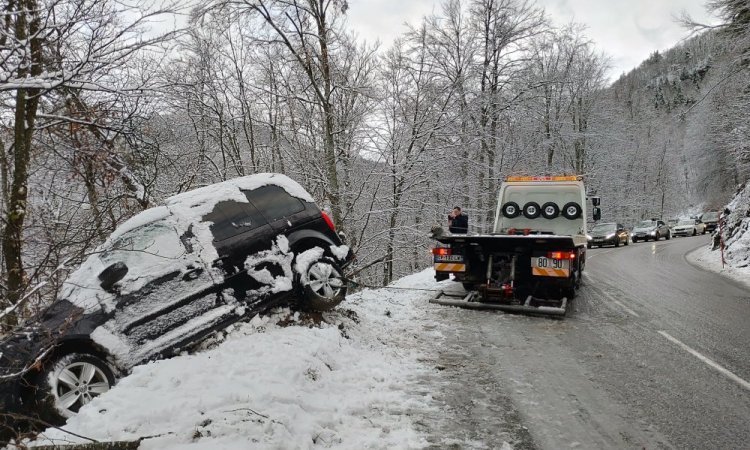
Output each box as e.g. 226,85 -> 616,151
420,236 -> 750,449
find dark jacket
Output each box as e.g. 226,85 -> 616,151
449,213 -> 469,234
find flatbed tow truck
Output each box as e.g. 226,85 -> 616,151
430,176 -> 600,317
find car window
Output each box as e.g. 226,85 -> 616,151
637,220 -> 654,227
591,223 -> 616,232
702,212 -> 719,221
205,200 -> 267,242
678,220 -> 694,225
100,221 -> 185,274
245,185 -> 306,222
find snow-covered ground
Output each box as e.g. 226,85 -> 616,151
687,245 -> 750,289
24,271 -> 448,449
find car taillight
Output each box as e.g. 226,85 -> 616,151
321,211 -> 336,232
548,251 -> 576,260
432,247 -> 452,256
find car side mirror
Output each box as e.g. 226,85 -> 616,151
592,207 -> 601,222
99,262 -> 128,292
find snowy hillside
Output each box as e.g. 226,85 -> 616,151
24,272 -> 447,449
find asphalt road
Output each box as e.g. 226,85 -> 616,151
421,236 -> 750,450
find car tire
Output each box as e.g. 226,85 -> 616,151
665,231 -> 671,240
625,237 -> 629,246
587,243 -> 592,249
31,353 -> 115,424
692,229 -> 697,236
296,257 -> 347,311
632,237 -> 638,243
654,232 -> 660,241
614,239 -> 620,247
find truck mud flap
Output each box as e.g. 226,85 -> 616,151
429,291 -> 568,317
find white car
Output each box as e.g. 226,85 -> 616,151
672,218 -> 707,237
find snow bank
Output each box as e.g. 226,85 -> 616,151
688,241 -> 750,289
721,182 -> 750,269
27,271 -> 444,449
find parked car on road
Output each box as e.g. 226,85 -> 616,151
700,211 -> 720,232
672,218 -> 707,237
587,222 -> 629,248
631,219 -> 671,242
0,173 -> 353,425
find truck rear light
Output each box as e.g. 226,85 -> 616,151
432,247 -> 452,256
548,251 -> 576,260
321,211 -> 336,232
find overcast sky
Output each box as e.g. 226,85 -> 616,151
345,0 -> 718,82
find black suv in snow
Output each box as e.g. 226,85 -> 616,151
0,173 -> 352,426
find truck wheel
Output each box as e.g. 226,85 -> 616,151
541,202 -> 560,219
561,202 -> 582,220
501,202 -> 521,218
522,202 -> 541,219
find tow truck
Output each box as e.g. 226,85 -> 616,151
430,176 -> 600,316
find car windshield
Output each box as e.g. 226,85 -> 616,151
678,220 -> 694,226
637,220 -> 655,227
99,221 -> 185,276
702,212 -> 719,221
591,223 -> 616,233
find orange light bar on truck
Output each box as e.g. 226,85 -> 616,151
432,247 -> 452,256
548,251 -> 576,260
505,176 -> 582,182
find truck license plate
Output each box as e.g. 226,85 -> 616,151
434,255 -> 463,263
531,257 -> 569,277
434,254 -> 465,272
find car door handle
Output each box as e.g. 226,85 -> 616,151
183,267 -> 204,280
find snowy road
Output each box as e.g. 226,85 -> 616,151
28,237 -> 749,450
422,236 -> 750,449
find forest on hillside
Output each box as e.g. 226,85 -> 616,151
1,0 -> 748,325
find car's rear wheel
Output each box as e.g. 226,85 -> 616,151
32,353 -> 115,424
297,258 -> 347,311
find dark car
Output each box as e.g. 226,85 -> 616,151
587,222 -> 629,248
0,173 -> 353,426
700,211 -> 720,232
631,219 -> 671,242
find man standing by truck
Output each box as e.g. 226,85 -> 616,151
448,206 -> 469,234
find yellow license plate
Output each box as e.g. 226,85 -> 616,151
531,257 -> 569,277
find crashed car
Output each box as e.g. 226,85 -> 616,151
0,173 -> 352,424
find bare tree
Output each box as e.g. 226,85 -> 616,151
0,0 -> 180,328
